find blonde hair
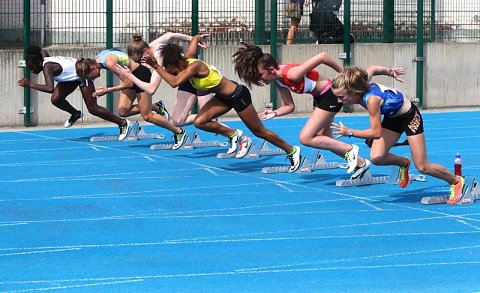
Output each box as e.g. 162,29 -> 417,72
332,66 -> 370,95
75,58 -> 97,79
127,34 -> 149,57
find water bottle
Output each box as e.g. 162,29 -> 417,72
454,153 -> 462,176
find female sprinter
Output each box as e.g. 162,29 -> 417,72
143,37 -> 302,172
331,66 -> 465,205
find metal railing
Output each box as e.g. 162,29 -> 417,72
1,0 -> 479,47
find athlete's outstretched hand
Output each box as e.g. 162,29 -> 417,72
390,67 -> 406,83
17,78 -> 31,88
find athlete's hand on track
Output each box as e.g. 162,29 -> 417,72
258,110 -> 277,120
331,121 -> 350,139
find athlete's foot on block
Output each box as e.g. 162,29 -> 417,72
345,144 -> 359,174
447,176 -> 465,205
172,127 -> 186,150
235,136 -> 252,158
399,157 -> 410,188
350,159 -> 371,180
64,111 -> 83,128
227,129 -> 243,154
288,146 -> 301,173
154,99 -> 170,120
118,119 -> 133,141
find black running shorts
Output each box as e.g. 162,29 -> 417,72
381,103 -> 424,136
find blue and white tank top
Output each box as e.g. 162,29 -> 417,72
362,83 -> 404,117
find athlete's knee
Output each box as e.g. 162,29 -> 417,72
250,127 -> 270,139
193,116 -> 207,129
172,115 -> 187,127
370,155 -> 387,166
85,104 -> 101,115
413,160 -> 429,174
117,107 -> 130,117
141,113 -> 155,123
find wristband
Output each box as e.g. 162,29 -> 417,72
348,128 -> 354,137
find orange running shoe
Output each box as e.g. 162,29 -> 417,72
447,176 -> 465,205
399,157 -> 410,188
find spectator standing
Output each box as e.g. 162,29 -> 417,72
286,0 -> 310,45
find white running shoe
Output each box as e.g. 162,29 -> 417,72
350,159 -> 371,180
172,128 -> 186,150
118,119 -> 133,141
288,146 -> 301,173
64,111 -> 83,128
227,129 -> 243,154
235,136 -> 252,158
345,144 -> 359,174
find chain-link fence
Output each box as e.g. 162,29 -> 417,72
1,0 -> 479,47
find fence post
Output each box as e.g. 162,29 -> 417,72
192,0 -> 199,114
23,0 -> 31,127
342,0 -> 352,112
269,0 -> 278,109
255,0 -> 266,44
430,0 -> 436,41
105,0 -> 114,112
383,0 -> 394,42
416,0 -> 424,108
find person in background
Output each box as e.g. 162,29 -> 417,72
286,0 -> 310,45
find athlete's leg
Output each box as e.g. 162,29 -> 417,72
136,91 -> 182,133
408,133 -> 457,184
300,107 -> 367,166
52,82 -> 81,115
116,89 -> 139,117
80,82 -> 125,126
238,104 -> 295,154
369,128 -> 404,166
194,97 -> 235,137
172,89 -> 198,126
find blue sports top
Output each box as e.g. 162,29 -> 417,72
95,48 -> 129,69
362,83 -> 404,117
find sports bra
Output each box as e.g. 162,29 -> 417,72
186,58 -> 223,90
275,64 -> 319,94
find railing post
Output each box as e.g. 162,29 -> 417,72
106,0 -> 114,112
255,0 -> 266,44
269,0 -> 278,109
342,0 -> 352,112
383,0 -> 394,43
192,0 -> 199,114
416,0 -> 424,108
23,0 -> 31,126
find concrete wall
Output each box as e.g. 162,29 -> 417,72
1,42 -> 479,127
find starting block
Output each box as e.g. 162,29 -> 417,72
261,151 -> 347,174
335,166 -> 426,187
246,140 -> 286,158
89,122 -> 165,142
150,131 -> 228,150
421,176 -> 479,205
